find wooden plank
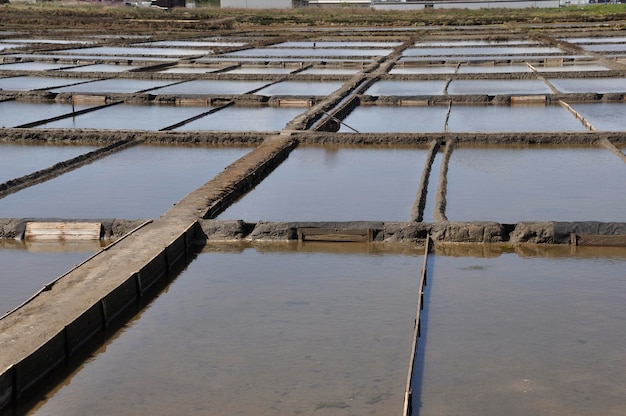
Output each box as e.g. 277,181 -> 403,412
24,222 -> 102,241
573,233 -> 626,247
297,227 -> 372,242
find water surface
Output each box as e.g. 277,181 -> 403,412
0,76 -> 91,91
0,145 -> 251,219
255,81 -> 343,96
548,78 -> 626,94
219,146 -> 427,222
445,146 -> 626,222
364,80 -> 446,96
447,79 -> 553,95
52,79 -> 175,94
148,80 -> 269,95
0,101 -> 92,128
570,102 -> 626,131
339,105 -> 448,133
415,250 -> 626,416
174,106 -> 304,132
30,244 -> 420,416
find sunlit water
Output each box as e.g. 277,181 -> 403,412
414,249 -> 626,416
548,78 -> 626,94
0,76 -> 91,91
445,146 -> 626,222
174,106 -> 305,132
339,105 -> 448,133
0,101 -> 92,128
364,80 -> 447,96
29,243 -> 421,416
218,146 -> 427,222
0,143 -> 97,183
447,79 -> 553,95
570,102 -> 626,131
0,145 -> 251,219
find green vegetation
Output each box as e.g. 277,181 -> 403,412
1,2 -> 626,29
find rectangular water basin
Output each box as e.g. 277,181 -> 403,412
61,64 -> 138,73
148,80 -> 270,95
447,79 -> 553,95
0,145 -> 252,219
447,104 -> 586,133
0,76 -> 93,91
570,102 -> 626,131
389,65 -> 457,74
157,66 -> 221,74
52,79 -> 176,94
403,46 -> 563,56
174,106 -> 305,132
364,80 -> 447,96
444,146 -> 626,223
38,103 -> 213,131
339,105 -> 449,133
30,243 -> 420,415
273,41 -> 403,48
416,39 -> 538,47
0,62 -> 70,71
457,64 -> 531,74
415,249 -> 626,416
218,146 -> 428,222
0,142 -> 98,183
224,66 -> 295,74
548,78 -> 626,94
55,46 -> 209,57
0,240 -> 99,315
254,81 -> 344,96
222,48 -> 392,58
296,67 -> 360,75
0,100 -> 93,128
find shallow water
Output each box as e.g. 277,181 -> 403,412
273,41 -> 403,48
0,145 -> 251,219
563,36 -> 626,43
52,79 -> 176,94
299,67 -> 360,75
403,46 -> 563,56
158,66 -> 221,74
29,243 -> 420,416
38,103 -> 213,131
414,251 -> 626,416
0,76 -> 92,91
0,62 -> 69,71
224,66 -> 294,74
548,78 -> 626,94
136,40 -> 245,47
0,143 -> 97,183
416,39 -> 537,47
389,66 -> 457,74
447,104 -> 586,133
447,79 -> 553,95
534,64 -> 610,72
55,46 -> 208,57
339,105 -> 448,133
0,241 -> 97,315
457,64 -> 531,74
364,80 -> 447,96
254,80 -> 343,96
218,146 -> 427,222
581,43 -> 626,52
0,101 -> 92,128
223,48 -> 392,57
174,106 -> 305,132
570,102 -> 626,131
148,79 -> 270,95
61,64 -> 136,73
444,146 -> 626,222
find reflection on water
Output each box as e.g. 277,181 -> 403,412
174,106 -> 304,132
364,80 -> 446,96
0,101 -> 92,128
447,79 -> 553,95
254,80 -> 343,96
414,251 -> 626,416
569,102 -> 626,131
445,146 -> 626,223
0,145 -> 251,219
0,240 -> 98,314
548,78 -> 626,94
218,146 -> 428,222
29,244 -> 420,416
0,76 -> 90,91
0,143 -> 97,183
339,105 -> 448,133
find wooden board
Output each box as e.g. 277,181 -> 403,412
24,222 -> 102,241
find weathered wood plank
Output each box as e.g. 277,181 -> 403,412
24,222 -> 102,240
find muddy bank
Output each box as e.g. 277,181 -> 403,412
197,220 -> 626,245
0,218 -> 145,240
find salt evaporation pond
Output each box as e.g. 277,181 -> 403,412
52,79 -> 176,94
38,103 -> 213,131
534,64 -> 611,72
254,81 -> 343,96
61,64 -> 136,73
0,62 -> 69,71
0,241 -> 98,315
548,78 -> 626,94
0,101 -> 92,128
338,105 -> 449,133
218,146 -> 427,222
174,106 -> 304,132
0,145 -> 251,219
225,66 -> 295,74
414,249 -> 626,416
447,79 -> 553,95
416,39 -> 538,47
158,66 -> 221,74
148,80 -> 270,95
447,104 -> 585,133
443,146 -> 626,223
389,66 -> 457,74
562,36 -> 626,43
457,64 -> 531,74
299,67 -> 360,75
223,48 -> 392,57
274,41 -> 403,47
403,46 -> 563,56
364,80 -> 447,96
0,76 -> 92,91
0,143 -> 97,183
581,43 -> 626,52
570,103 -> 626,131
30,244 -> 419,416
56,46 -> 208,57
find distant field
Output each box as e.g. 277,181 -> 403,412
1,3 -> 626,32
